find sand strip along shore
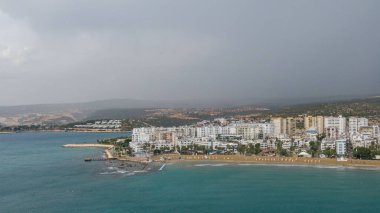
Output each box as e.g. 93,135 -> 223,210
63,144 -> 114,148
153,154 -> 380,168
104,149 -> 115,159
0,131 -> 15,134
63,145 -> 380,168
63,144 -> 115,159
63,144 -> 149,162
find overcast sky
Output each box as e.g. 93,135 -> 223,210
0,0 -> 379,106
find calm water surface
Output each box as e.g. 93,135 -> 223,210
1,132 -> 380,213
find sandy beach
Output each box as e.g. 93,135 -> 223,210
0,131 -> 15,134
65,129 -> 130,133
154,154 -> 380,168
63,144 -> 114,149
63,144 -> 380,168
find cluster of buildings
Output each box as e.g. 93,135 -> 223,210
73,120 -> 122,129
130,116 -> 379,157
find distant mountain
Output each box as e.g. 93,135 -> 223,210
0,95 -> 378,126
86,108 -> 149,120
271,96 -> 380,117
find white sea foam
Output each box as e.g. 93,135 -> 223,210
194,163 -> 228,167
234,163 -> 380,170
237,164 -> 255,166
194,164 -> 211,167
211,164 -> 227,167
107,167 -> 117,170
116,170 -> 128,174
100,171 -> 119,175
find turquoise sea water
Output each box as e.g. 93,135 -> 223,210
1,132 -> 380,213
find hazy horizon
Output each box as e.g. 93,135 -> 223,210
0,93 -> 378,108
1,0 -> 380,106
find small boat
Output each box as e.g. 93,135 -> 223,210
84,158 -> 92,162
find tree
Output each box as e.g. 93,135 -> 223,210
153,149 -> 161,155
317,133 -> 326,142
143,143 -> 150,152
369,142 -> 380,155
254,143 -> 261,155
322,147 -> 335,158
353,147 -> 374,160
275,140 -> 283,154
309,141 -> 321,157
237,144 -> 246,155
280,149 -> 289,156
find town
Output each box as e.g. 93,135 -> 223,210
129,115 -> 380,160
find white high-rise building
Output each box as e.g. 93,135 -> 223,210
254,123 -> 272,139
271,117 -> 282,136
270,117 -> 295,137
336,139 -> 347,156
324,116 -> 346,138
348,117 -> 368,135
304,116 -> 324,134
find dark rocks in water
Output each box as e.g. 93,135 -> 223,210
106,160 -> 163,173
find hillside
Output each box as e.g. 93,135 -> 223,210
271,97 -> 380,117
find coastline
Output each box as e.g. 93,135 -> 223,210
62,144 -> 380,169
0,131 -> 15,134
63,144 -> 114,148
1,130 -> 131,133
65,129 -> 131,133
155,154 -> 380,169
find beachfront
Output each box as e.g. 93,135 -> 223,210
63,144 -> 114,148
63,143 -> 380,168
155,154 -> 380,168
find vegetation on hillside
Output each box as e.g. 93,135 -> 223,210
97,137 -> 133,157
271,97 -> 380,117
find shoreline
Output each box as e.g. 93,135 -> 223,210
62,144 -> 380,169
64,129 -> 131,133
0,131 -> 15,134
1,130 -> 131,134
172,160 -> 380,170
63,144 -> 114,149
155,154 -> 380,169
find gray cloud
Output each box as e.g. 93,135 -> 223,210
0,0 -> 379,105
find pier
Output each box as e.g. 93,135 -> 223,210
63,144 -> 114,149
63,143 -> 117,161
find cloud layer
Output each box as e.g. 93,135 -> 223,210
0,0 -> 379,105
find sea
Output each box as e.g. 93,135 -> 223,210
1,132 -> 380,213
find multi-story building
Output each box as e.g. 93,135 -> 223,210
336,139 -> 347,156
271,117 -> 282,136
236,124 -> 253,140
271,117 -> 295,137
254,123 -> 272,139
356,125 -> 380,140
304,116 -> 324,133
321,139 -> 336,151
349,117 -> 368,135
324,116 -> 346,138
325,126 -> 339,139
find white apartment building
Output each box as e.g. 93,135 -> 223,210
132,127 -> 156,143
336,139 -> 347,156
321,139 -> 336,151
349,117 -> 368,135
271,117 -> 295,137
282,141 -> 292,150
324,116 -> 346,138
304,116 -> 324,134
271,117 -> 282,136
254,123 -> 272,139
